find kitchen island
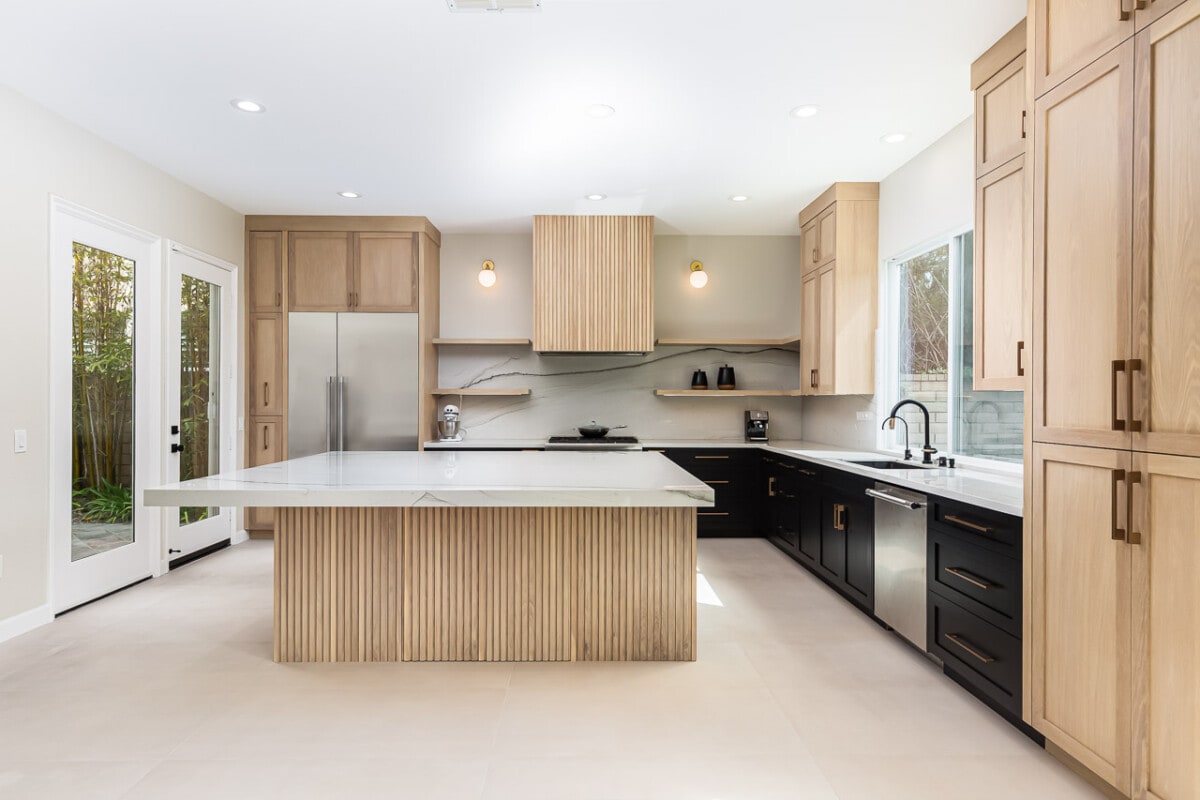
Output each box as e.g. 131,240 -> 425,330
145,451 -> 713,664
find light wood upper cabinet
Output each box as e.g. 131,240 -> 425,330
532,215 -> 654,353
249,314 -> 284,416
797,183 -> 877,396
1033,42 -> 1134,450
974,157 -> 1026,390
974,28 -> 1027,177
289,232 -> 352,311
1131,0 -> 1200,459
248,231 -> 283,312
1032,0 -> 1134,98
1030,443 -> 1133,796
1131,450 -> 1200,800
353,233 -> 418,312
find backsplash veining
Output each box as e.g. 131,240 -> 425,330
436,346 -> 805,441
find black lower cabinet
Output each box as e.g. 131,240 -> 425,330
816,475 -> 874,612
658,449 -> 759,537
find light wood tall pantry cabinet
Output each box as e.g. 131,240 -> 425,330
1027,2 -> 1200,797
797,183 -> 878,397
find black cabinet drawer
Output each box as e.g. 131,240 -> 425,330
929,530 -> 1021,637
930,497 -> 1021,554
929,594 -> 1021,716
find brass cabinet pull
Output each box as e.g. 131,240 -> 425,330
645,449 -> 666,453
944,514 -> 992,535
812,248 -> 819,263
768,476 -> 776,497
945,633 -> 996,664
1127,359 -> 1143,432
704,480 -> 730,485
1016,340 -> 1025,377
347,291 -> 353,307
1112,360 -> 1127,431
944,567 -> 994,590
1112,468 -> 1127,541
694,455 -> 730,460
275,291 -> 281,308
1127,471 -> 1142,545
698,512 -> 730,517
1135,0 -> 1147,8
1118,0 -> 1131,20
262,425 -> 269,451
798,468 -> 818,477
833,503 -> 846,531
263,382 -> 270,407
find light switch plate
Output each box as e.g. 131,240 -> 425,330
13,429 -> 27,453
855,412 -> 873,422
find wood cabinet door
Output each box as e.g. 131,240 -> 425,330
976,55 -> 1027,176
248,231 -> 283,312
1033,43 -> 1134,449
246,419 -> 282,529
1132,0 -> 1200,458
1131,451 -> 1200,800
800,219 -> 821,275
249,314 -> 283,416
353,232 -> 417,312
974,156 -> 1026,391
1030,443 -> 1132,796
800,273 -> 820,395
288,232 -> 352,312
1137,0 -> 1189,28
1032,0 -> 1134,97
816,266 -> 836,395
815,206 -> 836,269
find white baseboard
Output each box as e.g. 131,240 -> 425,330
0,603 -> 53,645
231,529 -> 249,545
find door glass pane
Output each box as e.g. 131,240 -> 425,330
71,243 -> 135,561
891,244 -> 951,454
179,275 -> 220,525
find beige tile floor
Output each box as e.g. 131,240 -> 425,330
0,538 -> 1102,800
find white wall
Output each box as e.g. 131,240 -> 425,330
437,234 -> 806,441
0,85 -> 243,629
801,117 -> 975,450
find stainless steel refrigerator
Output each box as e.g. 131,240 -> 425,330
288,313 -> 419,456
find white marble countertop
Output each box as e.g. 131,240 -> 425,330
423,438 -> 1023,516
143,451 -> 715,509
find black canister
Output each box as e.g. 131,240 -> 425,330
717,364 -> 736,390
691,369 -> 709,390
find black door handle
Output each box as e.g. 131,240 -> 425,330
170,443 -> 182,454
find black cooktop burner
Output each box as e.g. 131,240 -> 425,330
548,436 -> 639,444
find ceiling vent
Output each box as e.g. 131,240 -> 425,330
446,0 -> 542,11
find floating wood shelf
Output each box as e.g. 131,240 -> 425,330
432,388 -> 532,397
432,338 -> 532,346
654,336 -> 801,347
654,389 -> 804,397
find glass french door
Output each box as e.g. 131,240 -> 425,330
165,247 -> 236,562
52,201 -> 160,612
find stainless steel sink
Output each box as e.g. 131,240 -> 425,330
844,459 -> 933,471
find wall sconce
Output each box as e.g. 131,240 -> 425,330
478,259 -> 497,288
689,260 -> 708,289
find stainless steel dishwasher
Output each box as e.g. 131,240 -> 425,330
867,482 -> 929,649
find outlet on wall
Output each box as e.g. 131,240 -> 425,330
0,554 -> 5,579
856,411 -> 873,422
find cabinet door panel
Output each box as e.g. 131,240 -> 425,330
250,314 -> 283,416
1132,451 -> 1200,800
816,267 -> 836,395
796,483 -> 822,566
815,207 -> 837,268
1137,0 -> 1189,27
1033,0 -> 1134,97
800,274 -> 819,396
819,498 -> 846,580
248,231 -> 283,312
841,494 -> 873,609
800,220 -> 821,275
354,233 -> 417,312
1033,44 -> 1134,449
975,157 -> 1026,390
246,419 -> 282,530
1132,2 -> 1200,458
289,232 -> 351,312
1030,443 -> 1132,795
977,56 -> 1027,175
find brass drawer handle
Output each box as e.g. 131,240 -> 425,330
645,449 -> 666,453
833,503 -> 846,531
945,633 -> 996,664
263,382 -> 270,407
1112,360 -> 1127,431
944,514 -> 992,535
704,480 -> 730,485
1112,468 -> 1127,541
262,425 -> 269,451
944,567 -> 994,590
767,476 -> 776,497
698,512 -> 730,517
1118,0 -> 1131,20
275,291 -> 281,308
694,455 -> 730,460
1127,471 -> 1142,546
1016,340 -> 1025,377
1127,358 -> 1143,432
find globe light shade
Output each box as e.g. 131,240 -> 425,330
689,260 -> 708,289
478,259 -> 497,288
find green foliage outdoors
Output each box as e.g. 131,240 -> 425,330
72,478 -> 133,524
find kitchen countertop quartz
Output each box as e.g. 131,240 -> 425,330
144,450 -> 715,509
423,438 -> 1023,516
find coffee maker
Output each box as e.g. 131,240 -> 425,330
745,410 -> 769,441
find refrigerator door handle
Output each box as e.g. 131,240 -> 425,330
338,376 -> 346,452
326,376 -> 337,453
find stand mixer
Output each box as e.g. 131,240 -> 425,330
437,404 -> 464,442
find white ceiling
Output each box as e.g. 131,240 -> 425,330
0,0 -> 1024,234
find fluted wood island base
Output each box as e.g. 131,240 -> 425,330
273,506 -> 697,663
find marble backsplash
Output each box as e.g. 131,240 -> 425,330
435,345 -> 805,442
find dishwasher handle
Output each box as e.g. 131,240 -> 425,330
865,487 -> 926,510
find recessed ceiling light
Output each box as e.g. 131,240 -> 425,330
790,105 -> 820,118
586,104 -> 616,119
881,132 -> 909,144
337,191 -> 362,199
586,193 -> 607,201
231,99 -> 265,113
729,195 -> 750,203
